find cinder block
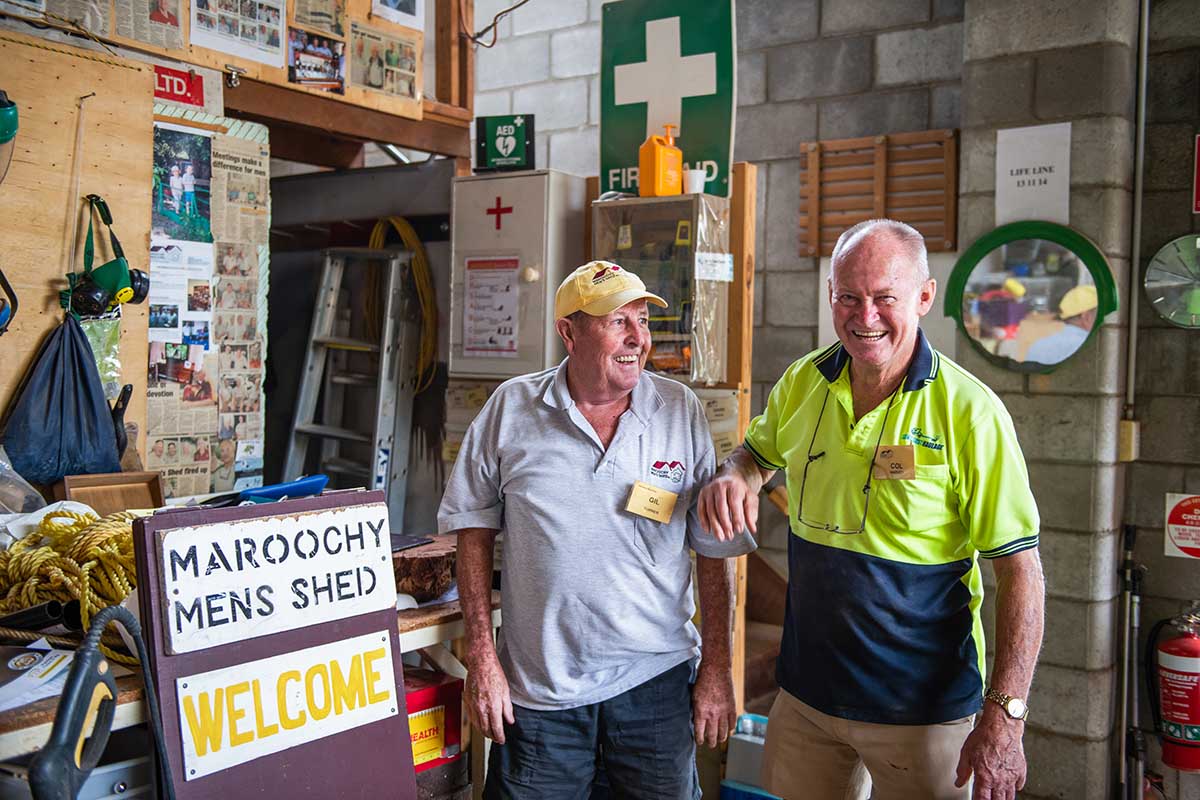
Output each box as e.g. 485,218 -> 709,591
737,0 -> 818,50
1037,595 -> 1117,671
767,38 -> 872,102
1034,43 -> 1134,121
817,89 -> 929,140
547,126 -> 598,177
534,132 -> 549,171
764,272 -> 820,328
550,24 -> 599,79
1020,726 -> 1113,799
875,23 -> 963,87
753,275 -> 763,328
1145,123 -> 1198,192
931,84 -> 961,129
589,0 -> 603,21
965,0 -> 1139,60
1004,394 -> 1104,463
765,159 -> 803,271
821,0 -> 928,36
1134,327 -> 1200,397
934,0 -> 965,20
752,326 -> 813,385
1068,187 -> 1132,259
961,58 -> 1034,128
755,171 -> 767,273
474,0 -> 514,40
1028,662 -> 1115,738
752,382 -> 768,417
957,193 -> 996,248
1027,461 -> 1122,535
735,103 -> 817,162
1070,116 -> 1135,189
1102,256 -> 1130,329
514,79 -> 588,131
1140,190 -> 1197,265
1139,396 -> 1200,466
1149,0 -> 1200,53
1027,324 -> 1126,398
473,90 -> 512,119
1037,527 -> 1119,602
1125,464 -> 1189,529
738,51 -> 766,107
1134,524 -> 1200,613
588,76 -> 599,124
512,0 -> 586,36
958,127 -> 995,195
476,33 -> 550,91
1148,49 -> 1200,124
949,331 -> 1025,392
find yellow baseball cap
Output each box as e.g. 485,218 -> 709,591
554,261 -> 668,319
1059,285 -> 1098,319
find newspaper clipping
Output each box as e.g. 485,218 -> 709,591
369,0 -> 421,32
190,0 -> 284,67
211,135 -> 270,245
116,0 -> 184,50
293,0 -> 343,37
349,22 -> 418,99
43,0 -> 108,33
287,27 -> 346,94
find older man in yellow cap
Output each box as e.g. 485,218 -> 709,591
1025,285 -> 1098,365
439,261 -> 757,799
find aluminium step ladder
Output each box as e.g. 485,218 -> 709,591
283,248 -> 419,527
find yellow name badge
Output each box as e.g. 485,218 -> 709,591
626,480 -> 678,523
872,444 -> 916,480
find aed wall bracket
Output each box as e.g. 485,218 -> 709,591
943,220 -> 1119,373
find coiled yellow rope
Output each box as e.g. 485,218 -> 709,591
0,510 -> 139,665
369,216 -> 439,393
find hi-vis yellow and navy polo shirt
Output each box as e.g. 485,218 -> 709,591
744,329 -> 1039,725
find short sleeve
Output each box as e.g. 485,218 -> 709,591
436,400 -> 504,533
955,408 -> 1040,558
685,395 -> 758,558
743,367 -> 795,472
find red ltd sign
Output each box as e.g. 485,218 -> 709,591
154,65 -> 205,108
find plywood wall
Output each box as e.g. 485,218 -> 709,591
0,31 -> 153,457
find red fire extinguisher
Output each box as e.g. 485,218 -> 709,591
1147,606 -> 1200,772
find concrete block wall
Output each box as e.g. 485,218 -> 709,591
1125,1 -> 1200,796
960,0 -> 1138,796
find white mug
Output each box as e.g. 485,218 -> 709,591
684,169 -> 706,194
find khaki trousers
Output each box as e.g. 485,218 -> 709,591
761,689 -> 974,800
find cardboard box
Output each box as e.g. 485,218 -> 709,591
404,667 -> 464,773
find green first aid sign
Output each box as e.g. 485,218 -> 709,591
600,0 -> 735,196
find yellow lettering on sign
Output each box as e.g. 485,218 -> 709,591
182,688 -> 226,756
251,679 -> 280,738
305,664 -> 332,720
363,647 -> 389,704
277,670 -> 305,730
225,682 -> 253,747
331,654 -> 366,714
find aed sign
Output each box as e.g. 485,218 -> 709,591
158,503 -> 395,653
600,0 -> 734,196
176,630 -> 397,779
475,114 -> 535,172
154,65 -> 206,109
1166,493 -> 1200,559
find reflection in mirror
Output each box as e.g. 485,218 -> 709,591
960,238 -> 1099,367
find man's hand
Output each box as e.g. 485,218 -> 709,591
954,708 -> 1026,800
465,654 -> 515,744
692,662 -> 736,749
698,471 -> 760,541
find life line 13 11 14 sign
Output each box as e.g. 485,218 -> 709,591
158,503 -> 395,653
1166,494 -> 1200,559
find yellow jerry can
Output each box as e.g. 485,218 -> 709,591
638,124 -> 682,197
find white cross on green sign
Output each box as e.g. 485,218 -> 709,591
600,0 -> 735,196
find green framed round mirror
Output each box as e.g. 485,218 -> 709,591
943,221 -> 1118,373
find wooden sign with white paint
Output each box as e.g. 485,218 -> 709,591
158,502 -> 395,653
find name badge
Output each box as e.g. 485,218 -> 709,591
872,445 -> 916,480
625,480 -> 678,523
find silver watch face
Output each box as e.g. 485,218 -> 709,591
1006,698 -> 1027,719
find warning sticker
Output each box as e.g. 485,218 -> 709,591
1165,493 -> 1200,559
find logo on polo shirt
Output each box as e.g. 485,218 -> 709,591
902,426 -> 944,451
650,460 -> 685,483
592,264 -> 622,284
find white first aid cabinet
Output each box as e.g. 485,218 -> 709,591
449,169 -> 587,378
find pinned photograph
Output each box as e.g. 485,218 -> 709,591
287,27 -> 345,94
152,125 -> 213,244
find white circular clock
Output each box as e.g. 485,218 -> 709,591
1145,234 -> 1200,329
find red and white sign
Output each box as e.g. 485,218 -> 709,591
154,65 -> 206,109
1193,136 -> 1200,214
1166,493 -> 1200,559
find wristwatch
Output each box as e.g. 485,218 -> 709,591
984,687 -> 1029,720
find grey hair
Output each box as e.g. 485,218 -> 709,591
829,218 -> 930,284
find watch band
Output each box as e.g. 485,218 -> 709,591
984,687 -> 1028,720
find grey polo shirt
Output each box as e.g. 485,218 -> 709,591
437,360 -> 757,711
